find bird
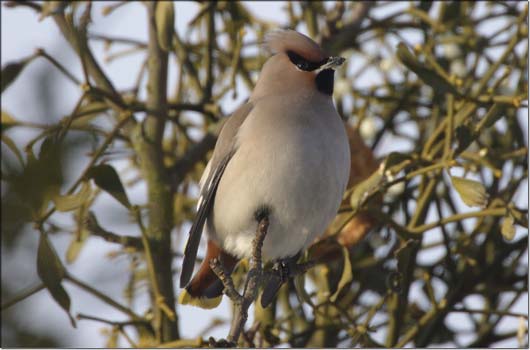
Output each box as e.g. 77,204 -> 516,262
179,29 -> 351,309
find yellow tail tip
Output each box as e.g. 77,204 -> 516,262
178,289 -> 222,309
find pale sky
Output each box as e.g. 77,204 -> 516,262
1,1 -> 527,347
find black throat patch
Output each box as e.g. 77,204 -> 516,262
315,69 -> 335,96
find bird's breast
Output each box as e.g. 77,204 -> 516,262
207,97 -> 350,260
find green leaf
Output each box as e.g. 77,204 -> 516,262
293,252 -> 314,306
293,273 -> 314,306
37,233 -> 65,290
501,215 -> 516,241
155,1 -> 175,51
330,246 -> 353,302
454,125 -> 475,154
1,135 -> 66,234
34,136 -> 63,217
7,135 -> 64,219
396,42 -> 459,95
391,239 -> 419,294
106,327 -> 119,348
1,109 -> 18,131
86,164 -> 131,209
451,176 -> 489,208
47,283 -> 76,328
36,233 -> 76,327
52,182 -> 92,212
66,204 -> 91,264
477,103 -> 505,130
39,135 -> 60,159
1,58 -> 33,93
350,169 -> 384,213
382,151 -> 413,172
66,228 -> 89,264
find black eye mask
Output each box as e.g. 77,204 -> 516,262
286,50 -> 327,72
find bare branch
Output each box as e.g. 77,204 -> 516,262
228,215 -> 270,344
1,283 -> 45,310
210,258 -> 243,304
321,1 -> 373,54
85,211 -> 143,250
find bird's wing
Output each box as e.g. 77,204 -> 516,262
180,102 -> 254,287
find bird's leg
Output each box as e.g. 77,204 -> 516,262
285,257 -> 316,279
276,252 -> 316,280
270,260 -> 289,283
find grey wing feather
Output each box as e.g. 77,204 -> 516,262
180,102 -> 253,288
180,153 -> 232,287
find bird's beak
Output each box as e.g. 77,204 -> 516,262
318,56 -> 346,71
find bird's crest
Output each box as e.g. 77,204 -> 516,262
264,29 -> 326,62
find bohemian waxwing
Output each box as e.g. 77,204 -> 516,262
179,29 -> 350,308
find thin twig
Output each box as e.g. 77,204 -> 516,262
65,273 -> 141,320
451,307 -> 528,319
395,299 -> 448,347
89,33 -> 147,47
85,211 -> 143,250
210,258 -> 242,303
76,313 -> 142,347
76,312 -> 148,327
36,111 -> 134,225
35,48 -> 81,85
1,283 -> 45,310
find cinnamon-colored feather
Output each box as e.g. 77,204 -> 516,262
333,124 -> 380,247
179,240 -> 239,309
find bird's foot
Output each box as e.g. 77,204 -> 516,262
208,337 -> 236,348
273,260 -> 290,283
275,257 -> 315,280
260,256 -> 315,308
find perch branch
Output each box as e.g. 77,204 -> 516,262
210,258 -> 242,304
210,215 -> 270,346
229,215 -> 269,344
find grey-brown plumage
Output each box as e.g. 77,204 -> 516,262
179,30 -> 350,307
180,102 -> 253,287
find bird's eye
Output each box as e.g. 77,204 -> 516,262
297,62 -> 309,70
287,51 -> 318,72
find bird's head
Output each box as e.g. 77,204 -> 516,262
251,29 -> 345,99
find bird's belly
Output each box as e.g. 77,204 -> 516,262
207,122 -> 348,260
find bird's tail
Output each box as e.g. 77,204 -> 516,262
178,240 -> 239,309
